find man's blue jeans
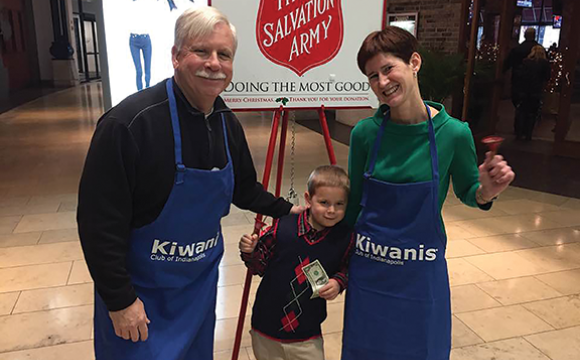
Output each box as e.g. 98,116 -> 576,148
129,34 -> 152,91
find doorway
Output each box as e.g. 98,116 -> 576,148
460,0 -> 578,159
73,12 -> 100,82
552,0 -> 580,158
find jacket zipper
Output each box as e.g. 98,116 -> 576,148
204,115 -> 213,164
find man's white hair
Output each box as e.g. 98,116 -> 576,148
174,6 -> 238,54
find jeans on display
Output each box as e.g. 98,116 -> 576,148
129,34 -> 152,91
166,0 -> 195,10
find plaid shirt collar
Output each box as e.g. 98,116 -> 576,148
297,209 -> 331,241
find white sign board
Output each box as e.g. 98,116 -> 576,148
212,0 -> 385,110
102,0 -> 207,106
386,12 -> 418,37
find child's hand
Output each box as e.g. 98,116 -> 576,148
239,234 -> 258,253
319,279 -> 340,301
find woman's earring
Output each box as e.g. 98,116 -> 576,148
413,72 -> 417,78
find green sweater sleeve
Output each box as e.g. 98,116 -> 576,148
449,122 -> 481,208
346,121 -> 371,227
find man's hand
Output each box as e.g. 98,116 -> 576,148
109,298 -> 151,342
319,279 -> 340,301
290,205 -> 307,214
239,234 -> 259,253
478,152 -> 515,203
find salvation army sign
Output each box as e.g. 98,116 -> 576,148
256,0 -> 344,77
212,0 -> 385,110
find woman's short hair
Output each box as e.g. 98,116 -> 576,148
307,165 -> 350,197
357,26 -> 418,75
527,45 -> 547,60
174,6 -> 238,54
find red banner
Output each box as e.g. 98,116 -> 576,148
256,0 -> 344,76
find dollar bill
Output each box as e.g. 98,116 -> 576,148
302,260 -> 329,299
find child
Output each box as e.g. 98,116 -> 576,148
240,165 -> 354,360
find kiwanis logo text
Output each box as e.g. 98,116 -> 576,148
355,234 -> 439,266
150,233 -> 220,263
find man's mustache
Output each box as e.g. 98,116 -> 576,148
195,70 -> 226,80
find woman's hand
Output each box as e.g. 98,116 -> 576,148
478,152 -> 515,203
319,279 -> 341,301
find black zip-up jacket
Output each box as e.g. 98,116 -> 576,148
503,39 -> 539,87
77,78 -> 292,311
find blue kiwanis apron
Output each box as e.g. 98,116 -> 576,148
342,104 -> 451,360
94,78 -> 233,360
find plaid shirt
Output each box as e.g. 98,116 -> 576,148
241,210 -> 354,291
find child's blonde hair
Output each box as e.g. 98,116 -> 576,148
307,165 -> 350,196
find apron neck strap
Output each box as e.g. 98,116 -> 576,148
426,105 -> 440,182
166,78 -> 184,171
367,108 -> 390,176
221,113 -> 232,163
166,78 -> 232,185
367,102 -> 439,182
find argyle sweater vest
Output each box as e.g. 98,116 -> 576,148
251,214 -> 352,341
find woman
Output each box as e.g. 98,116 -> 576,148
514,45 -> 551,141
341,27 -> 515,360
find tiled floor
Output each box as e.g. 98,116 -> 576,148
1,83 -> 579,359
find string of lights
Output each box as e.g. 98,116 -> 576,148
546,48 -> 563,93
476,41 -> 499,62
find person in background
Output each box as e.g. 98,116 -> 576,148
504,27 -> 539,136
514,45 -> 551,140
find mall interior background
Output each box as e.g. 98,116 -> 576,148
1,0 -> 580,359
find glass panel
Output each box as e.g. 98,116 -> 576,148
74,17 -> 84,73
465,1 -> 501,135
519,0 -> 559,48
84,21 -> 96,73
519,25 -> 560,48
92,22 -> 99,55
521,0 -> 553,24
563,46 -> 580,143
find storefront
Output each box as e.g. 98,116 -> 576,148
453,0 -> 578,158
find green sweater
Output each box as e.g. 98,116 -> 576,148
346,102 -> 486,230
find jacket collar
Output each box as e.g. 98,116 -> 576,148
298,209 -> 331,238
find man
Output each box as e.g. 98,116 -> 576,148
503,27 -> 539,135
78,6 -> 302,360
